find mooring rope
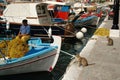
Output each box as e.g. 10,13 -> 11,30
29,43 -> 75,58
60,50 -> 75,58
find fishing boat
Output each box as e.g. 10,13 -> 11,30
43,1 -> 101,33
0,35 -> 62,76
45,1 -> 70,23
71,2 -> 102,28
0,1 -> 75,39
51,1 -> 100,27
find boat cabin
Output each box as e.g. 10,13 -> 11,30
2,2 -> 51,25
44,1 -> 71,23
54,5 -> 70,20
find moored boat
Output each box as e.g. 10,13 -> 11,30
0,2 -> 75,39
0,35 -> 62,76
71,2 -> 104,28
46,1 -> 70,23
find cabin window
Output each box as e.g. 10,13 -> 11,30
54,6 -> 62,11
57,6 -> 62,11
36,5 -> 46,15
41,6 -> 45,14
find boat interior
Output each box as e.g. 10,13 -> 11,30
0,37 -> 57,65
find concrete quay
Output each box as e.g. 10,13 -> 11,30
62,13 -> 120,80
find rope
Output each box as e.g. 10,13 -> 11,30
60,50 -> 75,58
56,24 -> 76,35
29,43 -> 75,58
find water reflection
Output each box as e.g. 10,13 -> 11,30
52,37 -> 87,80
0,71 -> 54,80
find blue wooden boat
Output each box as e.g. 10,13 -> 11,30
0,35 -> 62,76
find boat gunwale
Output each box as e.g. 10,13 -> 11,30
0,50 -> 57,71
0,20 -> 65,27
0,45 -> 58,65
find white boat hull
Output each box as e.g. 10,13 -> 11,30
0,36 -> 62,76
0,50 -> 56,75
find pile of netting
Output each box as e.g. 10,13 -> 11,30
0,36 -> 29,58
94,28 -> 109,36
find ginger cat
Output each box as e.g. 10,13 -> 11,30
75,54 -> 88,67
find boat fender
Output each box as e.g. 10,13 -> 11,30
76,31 -> 84,39
81,27 -> 87,33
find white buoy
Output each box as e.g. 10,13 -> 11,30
81,27 -> 87,33
6,20 -> 10,30
76,31 -> 84,39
